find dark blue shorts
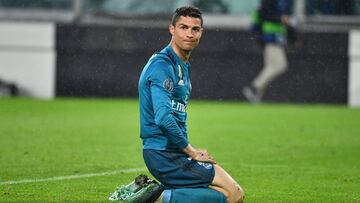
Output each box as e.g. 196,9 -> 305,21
143,149 -> 215,189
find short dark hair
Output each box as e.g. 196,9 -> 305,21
171,6 -> 203,27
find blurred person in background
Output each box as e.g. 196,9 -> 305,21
243,0 -> 294,103
138,6 -> 244,203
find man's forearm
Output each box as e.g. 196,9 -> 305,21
183,144 -> 197,158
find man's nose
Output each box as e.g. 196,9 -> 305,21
186,29 -> 194,37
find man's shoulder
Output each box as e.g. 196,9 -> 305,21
150,52 -> 175,66
143,53 -> 176,79
146,51 -> 176,71
147,54 -> 173,71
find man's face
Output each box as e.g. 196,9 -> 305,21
169,16 -> 203,51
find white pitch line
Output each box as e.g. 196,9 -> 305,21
0,167 -> 147,185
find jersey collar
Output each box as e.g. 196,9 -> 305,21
167,45 -> 190,69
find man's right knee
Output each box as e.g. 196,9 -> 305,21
234,185 -> 245,203
211,164 -> 245,203
227,184 -> 244,203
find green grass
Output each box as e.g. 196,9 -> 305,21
0,98 -> 359,202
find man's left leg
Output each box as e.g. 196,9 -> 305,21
210,164 -> 245,203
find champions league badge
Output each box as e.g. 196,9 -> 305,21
187,157 -> 213,170
163,79 -> 174,92
197,161 -> 213,170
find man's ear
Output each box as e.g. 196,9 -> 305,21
169,24 -> 174,35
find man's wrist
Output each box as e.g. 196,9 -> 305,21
183,144 -> 196,158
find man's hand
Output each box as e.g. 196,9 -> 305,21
192,149 -> 217,164
183,144 -> 217,164
281,14 -> 290,25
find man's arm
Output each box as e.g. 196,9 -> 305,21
148,59 -> 189,149
260,0 -> 292,24
279,0 -> 293,25
148,59 -> 216,163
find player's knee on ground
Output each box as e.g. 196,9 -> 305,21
212,165 -> 244,203
234,184 -> 245,203
215,184 -> 242,203
226,184 -> 244,203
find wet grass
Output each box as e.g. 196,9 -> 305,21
0,98 -> 359,202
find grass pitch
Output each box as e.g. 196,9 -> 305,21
0,98 -> 359,202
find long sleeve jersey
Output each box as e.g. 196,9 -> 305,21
138,45 -> 192,151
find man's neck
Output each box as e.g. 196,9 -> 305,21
170,42 -> 191,62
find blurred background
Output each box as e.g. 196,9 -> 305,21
0,0 -> 360,106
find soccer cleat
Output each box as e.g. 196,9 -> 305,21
109,174 -> 163,203
242,86 -> 262,103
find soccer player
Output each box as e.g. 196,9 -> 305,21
138,6 -> 244,203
